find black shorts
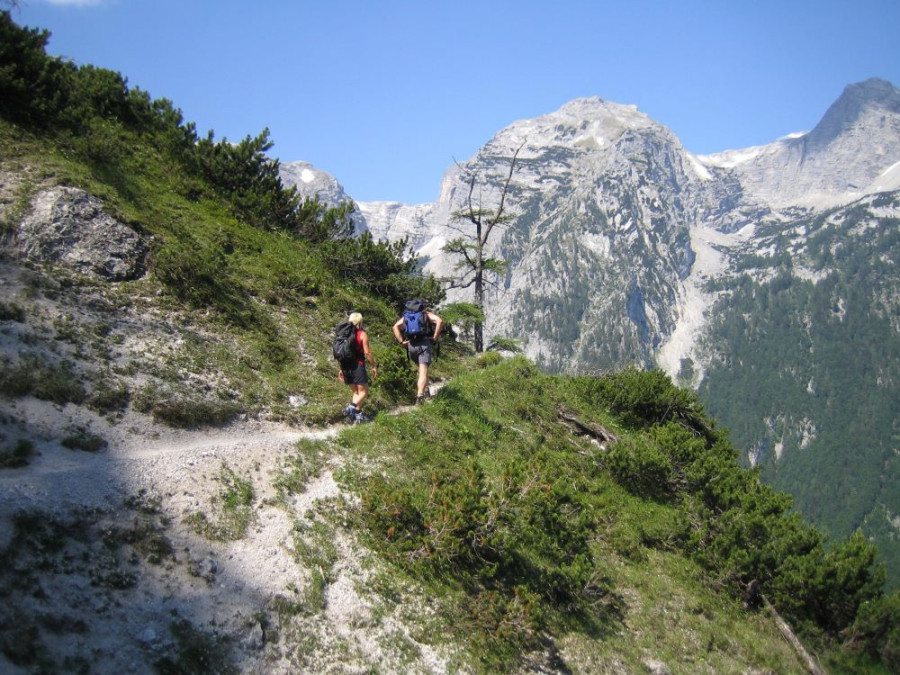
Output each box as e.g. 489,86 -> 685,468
407,340 -> 432,365
342,361 -> 369,385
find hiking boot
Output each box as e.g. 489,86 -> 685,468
354,410 -> 372,424
424,387 -> 432,399
415,395 -> 426,406
343,404 -> 358,420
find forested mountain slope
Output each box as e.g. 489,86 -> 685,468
697,192 -> 900,587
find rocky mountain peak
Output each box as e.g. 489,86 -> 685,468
554,96 -> 652,128
830,77 -> 899,115
279,160 -> 352,209
808,77 -> 900,148
279,160 -> 372,235
485,96 -> 658,159
696,79 -> 900,209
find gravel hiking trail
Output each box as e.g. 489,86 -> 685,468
0,382 -> 450,674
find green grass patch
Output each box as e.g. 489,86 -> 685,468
61,426 -> 107,453
0,301 -> 26,322
271,438 -> 329,504
155,617 -> 236,675
0,354 -> 86,405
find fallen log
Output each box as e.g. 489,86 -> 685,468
557,407 -> 619,445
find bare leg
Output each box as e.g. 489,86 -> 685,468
352,384 -> 368,408
416,363 -> 429,398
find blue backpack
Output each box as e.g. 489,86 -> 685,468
403,299 -> 429,340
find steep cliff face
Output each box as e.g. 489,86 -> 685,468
481,100 -> 703,371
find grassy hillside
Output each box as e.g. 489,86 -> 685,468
0,10 -> 898,672
0,114 -> 445,421
336,359 -> 896,672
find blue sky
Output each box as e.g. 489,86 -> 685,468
10,0 -> 900,204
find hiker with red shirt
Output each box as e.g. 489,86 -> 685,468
338,312 -> 377,423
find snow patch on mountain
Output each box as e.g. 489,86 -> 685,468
687,154 -> 713,180
869,159 -> 900,193
698,145 -> 766,168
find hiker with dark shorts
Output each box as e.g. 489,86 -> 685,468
335,312 -> 377,423
392,300 -> 443,405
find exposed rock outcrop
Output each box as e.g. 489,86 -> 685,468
12,186 -> 149,281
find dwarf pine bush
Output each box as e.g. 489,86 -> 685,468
346,358 -> 894,670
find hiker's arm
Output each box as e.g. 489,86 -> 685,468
392,318 -> 407,345
429,313 -> 444,341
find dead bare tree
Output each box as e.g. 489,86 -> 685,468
443,143 -> 523,353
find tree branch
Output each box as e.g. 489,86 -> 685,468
444,276 -> 477,290
763,595 -> 825,675
444,238 -> 477,269
482,142 -> 524,246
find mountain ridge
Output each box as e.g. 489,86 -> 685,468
282,77 -> 899,379
695,77 -> 900,209
285,77 -> 899,221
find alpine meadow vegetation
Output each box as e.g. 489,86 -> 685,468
339,358 -> 898,672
